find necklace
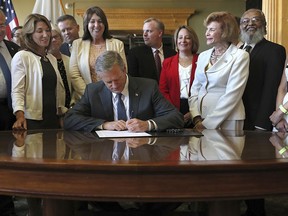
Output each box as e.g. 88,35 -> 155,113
210,51 -> 222,62
93,43 -> 105,50
210,44 -> 229,63
210,48 -> 226,63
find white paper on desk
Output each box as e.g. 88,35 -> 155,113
96,130 -> 151,138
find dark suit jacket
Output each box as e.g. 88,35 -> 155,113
242,39 -> 286,131
4,40 -> 19,57
64,76 -> 184,132
60,43 -> 71,56
127,45 -> 176,83
0,40 -> 19,130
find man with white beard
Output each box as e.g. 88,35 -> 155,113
240,9 -> 286,132
240,9 -> 286,216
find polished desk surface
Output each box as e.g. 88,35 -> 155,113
0,129 -> 288,202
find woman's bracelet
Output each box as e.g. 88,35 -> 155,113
193,116 -> 202,125
279,146 -> 288,155
279,104 -> 288,115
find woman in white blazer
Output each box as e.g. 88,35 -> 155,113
69,6 -> 127,101
11,14 -> 66,131
189,11 -> 250,130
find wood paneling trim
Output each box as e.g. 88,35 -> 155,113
75,8 -> 195,34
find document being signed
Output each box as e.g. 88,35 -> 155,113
96,130 -> 152,138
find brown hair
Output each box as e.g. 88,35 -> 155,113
82,6 -> 112,41
22,14 -> 52,53
174,25 -> 199,54
56,14 -> 78,25
144,17 -> 165,34
204,11 -> 239,44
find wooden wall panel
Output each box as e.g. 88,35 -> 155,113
75,8 -> 195,34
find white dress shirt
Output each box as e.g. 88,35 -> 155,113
152,44 -> 164,64
179,64 -> 192,99
112,74 -> 130,120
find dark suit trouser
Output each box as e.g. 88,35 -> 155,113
0,102 -> 15,131
0,196 -> 15,216
0,102 -> 17,215
245,199 -> 266,216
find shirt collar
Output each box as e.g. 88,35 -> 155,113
244,43 -> 255,49
112,74 -> 129,98
152,43 -> 163,55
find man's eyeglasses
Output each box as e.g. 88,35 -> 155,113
240,17 -> 262,25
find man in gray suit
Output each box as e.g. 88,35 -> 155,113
64,51 -> 183,132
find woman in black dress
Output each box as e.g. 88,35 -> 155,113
11,14 -> 66,130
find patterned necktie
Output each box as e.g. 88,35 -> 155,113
0,51 -> 12,109
117,93 -> 127,121
244,45 -> 252,53
154,49 -> 162,79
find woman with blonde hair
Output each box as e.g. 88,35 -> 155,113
159,25 -> 199,127
189,11 -> 250,130
49,24 -> 74,109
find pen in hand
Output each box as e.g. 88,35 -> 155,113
126,111 -> 140,131
129,110 -> 134,120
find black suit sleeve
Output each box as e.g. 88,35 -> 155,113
127,48 -> 139,77
4,40 -> 20,57
255,44 -> 286,130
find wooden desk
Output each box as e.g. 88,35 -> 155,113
0,129 -> 287,202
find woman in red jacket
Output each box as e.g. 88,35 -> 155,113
159,25 -> 199,127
